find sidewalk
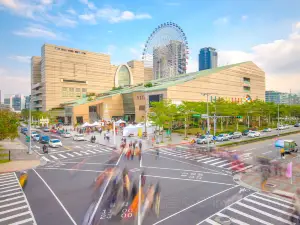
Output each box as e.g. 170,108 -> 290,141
0,138 -> 40,173
238,157 -> 300,199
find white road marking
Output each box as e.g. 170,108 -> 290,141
195,156 -> 207,160
50,155 -> 58,160
228,162 -> 244,170
0,211 -> 31,223
0,187 -> 20,194
243,197 -> 297,218
0,205 -> 28,215
33,169 -> 77,225
205,218 -> 220,225
0,184 -> 19,190
235,165 -> 253,172
262,151 -> 272,155
0,176 -> 15,181
217,212 -> 249,225
202,158 -> 221,164
0,200 -> 26,209
86,150 -> 96,154
38,168 -> 104,173
141,166 -> 230,175
145,175 -> 235,186
250,195 -> 294,209
153,185 -> 239,225
92,149 -> 102,153
0,181 -> 17,187
210,160 -> 228,166
41,156 -> 50,162
58,154 -> 67,159
11,218 -> 34,225
80,151 -> 90,155
226,207 -> 272,225
74,146 -> 82,148
197,157 -> 212,162
244,148 -> 256,152
66,153 -> 74,157
254,192 -> 293,205
73,152 -> 82,156
0,174 -> 14,179
236,201 -> 292,224
217,162 -> 233,168
0,192 -> 22,198
0,195 -> 23,203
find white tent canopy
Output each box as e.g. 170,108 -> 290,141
91,121 -> 100,127
82,122 -> 92,127
115,119 -> 126,126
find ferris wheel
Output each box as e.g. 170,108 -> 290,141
142,22 -> 189,80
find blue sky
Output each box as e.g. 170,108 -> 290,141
0,0 -> 300,98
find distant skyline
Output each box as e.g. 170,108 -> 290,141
0,0 -> 300,99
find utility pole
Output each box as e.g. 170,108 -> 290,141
28,95 -> 32,154
277,103 -> 280,137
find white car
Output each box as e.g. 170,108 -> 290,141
197,135 -> 213,144
31,131 -> 38,137
49,139 -> 62,148
216,134 -> 229,142
62,132 -> 72,138
73,134 -> 85,141
32,134 -> 40,141
248,131 -> 261,138
277,125 -> 285,130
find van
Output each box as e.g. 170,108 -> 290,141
275,139 -> 298,153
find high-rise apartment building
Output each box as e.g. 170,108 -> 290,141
198,47 -> 218,71
3,94 -> 26,112
153,40 -> 186,79
265,91 -> 300,105
31,43 -> 153,112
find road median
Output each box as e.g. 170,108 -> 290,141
218,130 -> 300,147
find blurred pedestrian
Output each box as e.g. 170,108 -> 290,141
139,140 -> 142,151
280,148 -> 285,159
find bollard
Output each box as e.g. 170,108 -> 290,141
9,150 -> 11,161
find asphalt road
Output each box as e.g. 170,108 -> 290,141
1,128 -> 298,225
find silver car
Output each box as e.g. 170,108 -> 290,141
216,134 -> 229,142
233,132 -> 242,139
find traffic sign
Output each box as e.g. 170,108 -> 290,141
202,114 -> 208,119
26,136 -> 30,142
192,114 -> 201,118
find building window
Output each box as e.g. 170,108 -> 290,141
76,88 -> 81,97
243,86 -> 251,92
62,87 -> 67,97
139,105 -> 145,111
82,88 -> 87,93
243,77 -> 250,84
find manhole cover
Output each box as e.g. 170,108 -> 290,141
215,216 -> 232,224
266,183 -> 276,187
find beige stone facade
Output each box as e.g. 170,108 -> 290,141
66,61 -> 265,125
31,43 -> 153,112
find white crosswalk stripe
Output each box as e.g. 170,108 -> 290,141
58,154 -> 67,159
0,173 -> 37,224
66,153 -> 74,157
201,192 -> 294,225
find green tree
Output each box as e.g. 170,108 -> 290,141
0,110 -> 20,141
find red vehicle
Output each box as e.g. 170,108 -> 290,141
50,129 -> 58,133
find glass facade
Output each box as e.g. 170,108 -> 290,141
117,65 -> 131,87
198,47 -> 218,71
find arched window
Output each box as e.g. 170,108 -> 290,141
115,65 -> 132,87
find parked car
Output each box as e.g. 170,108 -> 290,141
263,128 -> 272,132
197,135 -> 213,144
40,135 -> 50,144
49,139 -> 63,148
248,131 -> 261,138
228,132 -> 234,139
294,123 -> 300,127
216,134 -> 229,142
21,127 -> 28,135
73,134 -> 85,141
232,132 -> 242,138
50,129 -> 58,133
32,134 -> 41,141
31,131 -> 38,138
43,127 -> 50,132
36,126 -> 41,129
242,130 -> 250,136
277,125 -> 285,130
62,132 -> 72,138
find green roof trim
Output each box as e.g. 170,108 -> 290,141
61,61 -> 253,106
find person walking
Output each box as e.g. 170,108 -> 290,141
131,148 -> 134,160
280,148 -> 285,159
156,148 -> 159,160
139,140 -> 142,151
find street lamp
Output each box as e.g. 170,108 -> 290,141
277,103 -> 280,137
28,95 -> 32,154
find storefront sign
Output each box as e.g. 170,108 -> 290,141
137,95 -> 145,100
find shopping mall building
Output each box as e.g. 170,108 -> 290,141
31,44 -> 265,125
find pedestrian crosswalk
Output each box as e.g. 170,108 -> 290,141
155,147 -> 253,173
201,192 -> 296,225
0,173 -> 37,225
41,146 -> 115,163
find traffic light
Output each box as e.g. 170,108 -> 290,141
236,116 -> 243,119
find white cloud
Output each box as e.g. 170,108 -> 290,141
8,56 -> 31,63
79,13 -> 97,24
14,24 -> 64,40
79,0 -> 97,10
79,6 -> 151,24
66,8 -> 77,15
165,2 -> 180,6
213,16 -> 229,25
0,68 -> 30,99
107,45 -> 116,55
45,13 -> 77,27
241,15 -> 248,20
107,30 -> 112,33
218,21 -> 300,92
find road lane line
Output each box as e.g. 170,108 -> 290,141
0,211 -> 31,223
250,195 -> 294,209
0,200 -> 26,209
205,218 -> 220,225
236,201 -> 291,224
50,155 -> 58,160
226,207 -> 272,225
37,168 -> 104,173
33,169 -> 77,225
141,166 -> 229,175
217,212 -> 249,225
13,173 -> 37,225
144,175 -> 235,186
143,152 -> 226,174
58,154 -> 67,159
243,197 -> 297,218
153,185 -> 239,225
